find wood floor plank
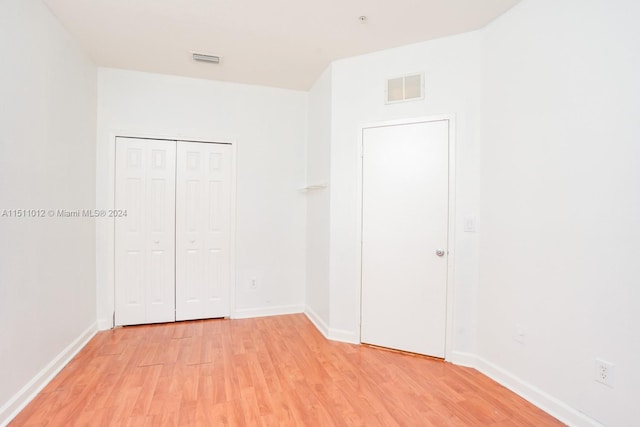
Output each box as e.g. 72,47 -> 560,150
9,314 -> 564,426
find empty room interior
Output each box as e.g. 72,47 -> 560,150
1,0 -> 638,425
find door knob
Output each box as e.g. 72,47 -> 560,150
435,248 -> 446,257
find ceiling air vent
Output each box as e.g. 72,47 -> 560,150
385,73 -> 424,104
193,53 -> 220,64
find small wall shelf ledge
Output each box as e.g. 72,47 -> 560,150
298,184 -> 328,193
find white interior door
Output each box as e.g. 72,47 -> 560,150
115,137 -> 176,326
175,141 -> 232,321
361,120 -> 449,357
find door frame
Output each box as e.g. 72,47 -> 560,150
106,131 -> 237,328
357,115 -> 456,360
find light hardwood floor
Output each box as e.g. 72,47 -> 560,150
11,314 -> 563,426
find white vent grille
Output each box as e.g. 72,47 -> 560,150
385,73 -> 424,104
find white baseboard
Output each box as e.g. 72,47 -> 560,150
0,323 -> 97,427
470,355 -> 603,427
231,304 -> 304,319
97,318 -> 112,330
352,347 -> 601,426
303,307 -> 359,344
304,307 -> 330,337
327,327 -> 359,344
448,350 -> 478,368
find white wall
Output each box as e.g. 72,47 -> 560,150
325,32 -> 484,346
305,67 -> 333,331
96,68 -> 308,325
0,0 -> 97,423
478,1 -> 640,425
3,0 -> 636,425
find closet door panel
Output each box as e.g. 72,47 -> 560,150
115,137 -> 176,326
176,142 -> 232,321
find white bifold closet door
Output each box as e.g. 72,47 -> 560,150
175,142 -> 232,321
115,138 -> 232,326
115,137 -> 176,326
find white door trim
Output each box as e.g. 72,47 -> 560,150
105,131 -> 237,328
356,115 -> 456,360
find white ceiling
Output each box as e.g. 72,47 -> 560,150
42,0 -> 519,91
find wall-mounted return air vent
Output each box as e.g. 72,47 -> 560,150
385,73 -> 424,104
193,53 -> 220,64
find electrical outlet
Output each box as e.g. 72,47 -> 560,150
595,358 -> 614,387
250,277 -> 258,290
463,216 -> 477,232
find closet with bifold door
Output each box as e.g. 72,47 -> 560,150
114,137 -> 233,326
